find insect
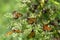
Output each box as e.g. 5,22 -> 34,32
43,24 -> 52,31
13,11 -> 23,19
5,29 -> 22,36
28,30 -> 35,38
27,18 -> 36,24
5,31 -> 13,36
12,29 -> 22,33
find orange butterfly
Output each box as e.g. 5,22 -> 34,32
27,18 -> 36,24
28,30 -> 35,38
13,11 -> 23,19
5,29 -> 22,36
43,24 -> 52,31
5,31 -> 13,36
12,29 -> 22,33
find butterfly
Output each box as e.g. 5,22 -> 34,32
5,29 -> 22,36
13,11 -> 23,19
43,24 -> 52,31
5,31 -> 13,36
28,30 -> 35,38
12,29 -> 22,33
27,18 -> 36,24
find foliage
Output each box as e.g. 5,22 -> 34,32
0,0 -> 60,40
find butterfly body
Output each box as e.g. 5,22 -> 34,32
28,30 -> 35,38
12,29 -> 22,33
27,18 -> 36,24
5,29 -> 22,37
5,31 -> 13,36
43,24 -> 52,31
13,11 -> 22,19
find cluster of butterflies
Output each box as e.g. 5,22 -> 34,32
5,29 -> 35,38
4,0 -> 60,38
5,11 -> 36,38
5,10 -> 55,38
